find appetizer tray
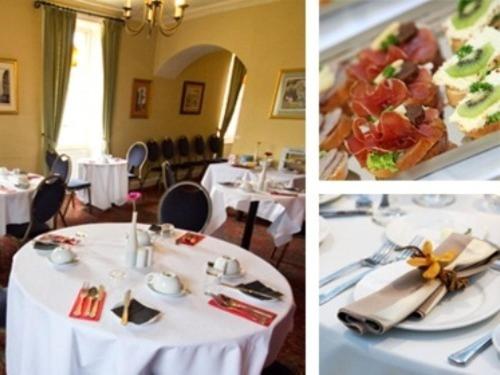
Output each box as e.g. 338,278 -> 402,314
320,1 -> 500,180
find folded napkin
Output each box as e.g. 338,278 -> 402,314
111,299 -> 161,325
236,281 -> 283,300
175,232 -> 205,246
338,234 -> 499,335
209,294 -> 277,327
37,234 -> 80,246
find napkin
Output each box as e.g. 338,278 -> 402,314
111,299 -> 161,325
236,281 -> 283,300
208,294 -> 277,327
175,232 -> 205,246
338,234 -> 499,335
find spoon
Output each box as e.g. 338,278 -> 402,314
84,287 -> 98,317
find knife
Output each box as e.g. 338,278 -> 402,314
121,289 -> 132,326
89,285 -> 105,319
219,282 -> 282,300
320,209 -> 372,218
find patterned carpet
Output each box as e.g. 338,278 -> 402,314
1,187 -> 305,375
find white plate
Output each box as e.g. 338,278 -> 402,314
319,194 -> 341,206
220,269 -> 246,280
493,325 -> 500,354
319,217 -> 332,244
146,282 -> 189,298
385,211 -> 488,247
47,256 -> 79,270
353,261 -> 500,331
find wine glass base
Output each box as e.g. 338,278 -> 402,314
413,195 -> 455,208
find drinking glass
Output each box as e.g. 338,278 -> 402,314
413,195 -> 455,208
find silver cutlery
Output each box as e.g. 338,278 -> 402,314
319,236 -> 423,305
319,210 -> 372,219
218,281 -> 281,300
448,333 -> 493,366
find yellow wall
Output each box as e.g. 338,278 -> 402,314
0,0 -> 42,172
154,0 -> 305,156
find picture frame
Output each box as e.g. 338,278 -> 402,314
180,81 -> 205,115
0,58 -> 18,115
130,79 -> 152,119
270,68 -> 305,120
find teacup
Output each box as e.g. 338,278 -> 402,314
239,181 -> 254,192
213,256 -> 241,276
50,247 -> 76,265
161,223 -> 176,238
16,175 -> 29,187
147,271 -> 183,295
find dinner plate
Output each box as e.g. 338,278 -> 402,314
319,217 -> 332,244
492,325 -> 500,355
47,256 -> 79,270
319,194 -> 341,206
146,282 -> 189,299
353,261 -> 500,331
385,211 -> 488,247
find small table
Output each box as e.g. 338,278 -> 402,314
0,172 -> 42,235
77,159 -> 128,210
205,184 -> 306,249
7,223 -> 295,375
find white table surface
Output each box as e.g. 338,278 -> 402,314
0,172 -> 42,235
7,223 -> 294,375
205,184 -> 306,247
201,163 -> 305,194
321,0 -> 500,180
77,159 -> 128,211
319,195 -> 500,375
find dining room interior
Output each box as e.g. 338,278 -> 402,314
0,0 -> 305,374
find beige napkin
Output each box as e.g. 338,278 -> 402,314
338,234 -> 499,335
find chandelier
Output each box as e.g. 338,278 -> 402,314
123,0 -> 189,37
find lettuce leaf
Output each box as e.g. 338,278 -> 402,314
366,151 -> 399,172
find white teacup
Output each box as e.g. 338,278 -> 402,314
50,247 -> 76,265
161,223 -> 176,238
147,271 -> 183,295
213,256 -> 241,276
239,181 -> 254,192
16,175 -> 29,186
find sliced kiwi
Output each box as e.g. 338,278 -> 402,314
452,0 -> 492,29
446,43 -> 494,77
457,85 -> 500,118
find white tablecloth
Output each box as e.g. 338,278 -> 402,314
319,195 -> 500,375
205,184 -> 306,247
201,163 -> 305,194
7,223 -> 295,375
77,159 -> 128,210
0,173 -> 42,235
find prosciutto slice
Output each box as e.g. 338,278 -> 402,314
347,46 -> 407,82
350,79 -> 409,118
401,28 -> 439,65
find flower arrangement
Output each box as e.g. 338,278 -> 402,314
127,191 -> 142,212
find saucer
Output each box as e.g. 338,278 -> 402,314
146,281 -> 189,298
48,256 -> 79,270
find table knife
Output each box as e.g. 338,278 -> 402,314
320,210 -> 371,218
121,289 -> 132,326
448,333 -> 492,366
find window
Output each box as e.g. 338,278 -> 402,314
220,54 -> 246,145
57,17 -> 104,164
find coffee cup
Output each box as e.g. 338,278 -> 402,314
161,223 -> 176,238
147,271 -> 183,295
50,247 -> 76,265
213,256 -> 241,276
16,175 -> 29,187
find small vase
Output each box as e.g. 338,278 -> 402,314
126,211 -> 138,268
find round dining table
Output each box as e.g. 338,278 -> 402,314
319,195 -> 500,375
77,158 -> 128,211
7,223 -> 295,375
0,172 -> 43,236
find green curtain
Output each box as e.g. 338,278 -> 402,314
42,6 -> 76,157
218,56 -> 247,155
102,19 -> 123,154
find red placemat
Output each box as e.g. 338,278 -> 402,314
175,232 -> 205,246
69,288 -> 107,322
209,295 -> 277,327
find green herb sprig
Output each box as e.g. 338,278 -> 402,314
383,65 -> 396,78
470,82 -> 494,93
381,34 -> 398,51
456,44 -> 473,59
487,111 -> 500,125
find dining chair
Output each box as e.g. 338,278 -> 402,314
161,161 -> 176,190
191,135 -> 208,180
161,137 -> 175,163
50,153 -> 71,184
207,134 -> 227,164
45,150 -> 59,171
157,181 -> 212,232
6,175 -> 66,244
175,136 -> 193,180
127,141 -> 148,189
145,139 -> 163,186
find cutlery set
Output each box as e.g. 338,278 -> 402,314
71,283 -> 106,320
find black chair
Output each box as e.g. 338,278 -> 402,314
175,136 -> 193,180
161,137 -> 175,162
45,150 -> 59,171
191,135 -> 208,180
127,141 -> 148,188
207,134 -> 227,164
6,175 -> 66,243
158,182 -> 212,232
50,153 -> 71,184
145,139 -> 163,186
161,161 -> 176,189
0,287 -> 6,328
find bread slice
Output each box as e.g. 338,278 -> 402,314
445,86 -> 466,107
320,80 -> 353,115
369,118 -> 447,179
320,149 -> 349,180
465,122 -> 500,139
320,114 -> 352,151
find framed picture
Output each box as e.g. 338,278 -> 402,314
0,59 -> 18,114
130,79 -> 152,119
180,81 -> 205,115
270,69 -> 305,119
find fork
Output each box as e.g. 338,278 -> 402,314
205,292 -> 270,323
320,241 -> 396,287
319,236 -> 423,305
73,282 -> 90,317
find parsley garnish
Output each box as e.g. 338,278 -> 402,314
456,44 -> 473,59
487,111 -> 500,124
383,65 -> 396,78
381,34 -> 398,51
458,0 -> 475,14
470,82 -> 494,93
